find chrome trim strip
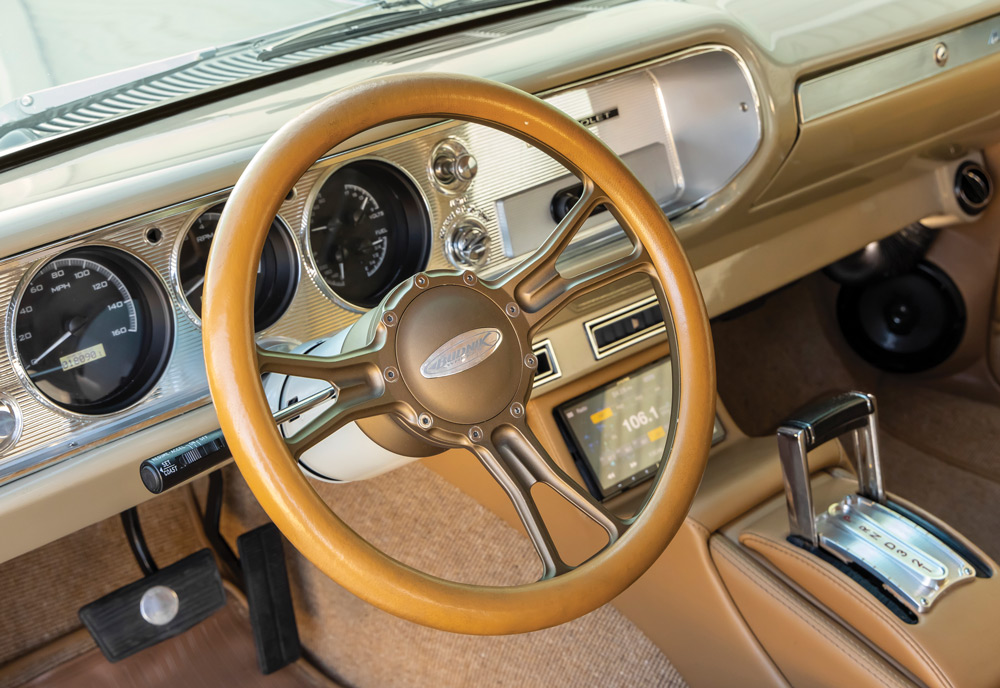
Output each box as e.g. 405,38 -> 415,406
798,14 -> 1000,122
530,338 -> 561,388
273,387 -> 337,426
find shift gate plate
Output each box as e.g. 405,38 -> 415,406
816,495 -> 975,613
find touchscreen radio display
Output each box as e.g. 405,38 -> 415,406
556,357 -> 676,499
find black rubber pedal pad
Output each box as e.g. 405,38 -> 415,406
79,548 -> 226,662
237,523 -> 302,674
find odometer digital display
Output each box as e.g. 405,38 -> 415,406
14,248 -> 173,414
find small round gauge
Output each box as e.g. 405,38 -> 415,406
309,160 -> 430,308
178,205 -> 298,331
13,248 -> 173,414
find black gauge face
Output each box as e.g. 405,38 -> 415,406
14,248 -> 173,414
309,161 -> 431,308
178,205 -> 298,331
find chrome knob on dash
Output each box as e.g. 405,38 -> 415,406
446,221 -> 491,268
430,139 -> 477,192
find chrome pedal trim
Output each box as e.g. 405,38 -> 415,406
816,495 -> 976,613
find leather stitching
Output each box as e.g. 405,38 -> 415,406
712,538 -> 914,688
742,534 -> 952,688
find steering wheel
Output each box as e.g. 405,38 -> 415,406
203,73 -> 715,635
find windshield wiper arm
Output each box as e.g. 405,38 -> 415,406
255,0 -> 532,62
255,0 -> 435,61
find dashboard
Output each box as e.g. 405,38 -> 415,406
1,0 -> 1000,563
0,45 -> 760,485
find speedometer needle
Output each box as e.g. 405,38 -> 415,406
184,275 -> 205,297
30,330 -> 72,367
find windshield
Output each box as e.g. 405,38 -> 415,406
0,0 -> 537,159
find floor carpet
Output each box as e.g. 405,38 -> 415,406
220,463 -> 689,688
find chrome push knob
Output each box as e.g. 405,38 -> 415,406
430,139 -> 476,192
433,152 -> 477,184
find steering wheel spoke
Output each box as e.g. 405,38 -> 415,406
471,420 -> 628,579
257,333 -> 397,457
499,179 -> 653,333
283,389 -> 397,458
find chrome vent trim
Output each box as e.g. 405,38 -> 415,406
531,339 -> 561,388
584,295 -> 665,360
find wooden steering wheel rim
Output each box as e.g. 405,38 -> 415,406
203,73 -> 716,634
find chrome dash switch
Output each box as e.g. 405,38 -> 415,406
446,221 -> 491,268
430,139 -> 477,193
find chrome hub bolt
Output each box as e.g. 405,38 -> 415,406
524,354 -> 537,369
505,302 -> 520,318
418,413 -> 433,429
469,426 -> 484,442
382,311 -> 397,327
510,402 -> 524,418
383,366 -> 399,383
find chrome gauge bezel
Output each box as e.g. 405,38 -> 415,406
6,243 -> 176,420
302,155 -> 434,313
170,203 -> 301,332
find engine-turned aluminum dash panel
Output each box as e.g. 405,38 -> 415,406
816,494 -> 976,613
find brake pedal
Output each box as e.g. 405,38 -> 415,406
238,523 -> 302,674
79,548 -> 226,662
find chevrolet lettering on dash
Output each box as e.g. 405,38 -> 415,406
419,327 -> 503,379
577,107 -> 620,128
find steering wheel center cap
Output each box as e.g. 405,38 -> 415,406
395,285 -> 522,425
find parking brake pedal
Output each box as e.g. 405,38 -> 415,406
79,548 -> 226,662
237,523 -> 301,674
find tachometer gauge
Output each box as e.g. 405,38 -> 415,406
178,204 -> 298,331
13,248 -> 173,414
309,161 -> 430,308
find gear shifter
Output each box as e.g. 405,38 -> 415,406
777,392 -> 975,613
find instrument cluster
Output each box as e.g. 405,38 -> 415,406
0,45 -> 760,484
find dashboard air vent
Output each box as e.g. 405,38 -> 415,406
531,339 -> 561,388
585,295 -> 664,359
954,161 -> 993,215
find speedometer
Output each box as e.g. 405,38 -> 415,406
309,161 -> 430,308
13,248 -> 173,414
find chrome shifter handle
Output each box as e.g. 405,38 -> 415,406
776,392 -> 976,613
776,391 -> 885,546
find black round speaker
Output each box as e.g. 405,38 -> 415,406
837,262 -> 965,373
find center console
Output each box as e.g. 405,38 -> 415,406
716,391 -> 1000,688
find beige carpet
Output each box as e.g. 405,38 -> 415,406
220,463 -> 689,688
878,432 -> 1000,561
712,280 -> 876,437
